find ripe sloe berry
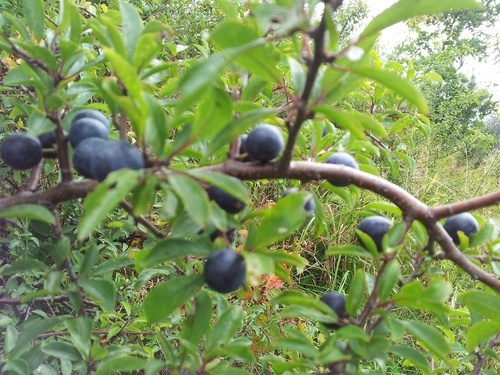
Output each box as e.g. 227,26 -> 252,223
69,117 -> 109,148
203,248 -> 246,293
207,185 -> 246,214
246,124 -> 284,162
71,109 -> 111,130
320,292 -> 346,330
1,133 -> 43,170
324,152 -> 359,187
443,212 -> 479,245
357,216 -> 393,252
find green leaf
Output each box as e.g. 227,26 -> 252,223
53,235 -> 71,266
78,169 -> 140,240
274,330 -> 318,358
394,279 -> 451,315
182,291 -> 213,345
13,317 -> 64,353
280,305 -> 338,326
361,0 -> 483,37
192,88 -> 233,140
386,222 -> 406,250
249,192 -> 310,249
469,222 -> 495,247
178,54 -> 227,108
4,358 -> 30,375
80,280 -> 116,311
401,320 -> 451,361
0,258 -> 47,276
346,269 -> 366,316
213,342 -> 256,363
136,238 -> 210,271
336,325 -> 370,343
389,345 -> 431,375
326,245 -> 374,258
0,204 -> 55,224
65,317 -> 93,358
95,356 -> 148,375
206,306 -> 244,352
22,0 -> 45,40
272,291 -> 334,315
168,173 -> 210,228
364,201 -> 402,217
313,106 -> 366,139
42,342 -> 82,361
350,111 -> 387,137
188,171 -> 249,205
119,0 -> 143,61
377,260 -> 400,301
90,257 -> 134,277
211,21 -> 281,83
466,320 -> 500,352
143,274 -> 205,324
4,325 -> 17,354
288,57 -> 306,96
411,220 -> 428,246
461,291 -> 500,320
144,94 -> 168,155
59,0 -> 82,43
350,66 -> 429,114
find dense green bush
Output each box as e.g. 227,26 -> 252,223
0,1 -> 499,374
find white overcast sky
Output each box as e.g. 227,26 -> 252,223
365,0 -> 500,101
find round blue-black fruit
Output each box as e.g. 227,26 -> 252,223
324,152 -> 359,187
69,117 -> 109,148
357,216 -> 393,252
71,109 -> 111,130
443,212 -> 479,245
89,140 -> 145,181
1,133 -> 43,170
72,137 -> 108,178
246,124 -> 284,162
38,130 -> 59,158
320,292 -> 346,330
207,185 -> 246,214
203,248 -> 246,293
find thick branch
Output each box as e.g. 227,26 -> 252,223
1,160 -> 499,291
0,180 -> 98,211
432,190 -> 500,220
201,160 -> 500,291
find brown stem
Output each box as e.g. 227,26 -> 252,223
356,259 -> 390,326
1,159 -> 499,291
47,110 -> 74,182
0,295 -> 98,307
432,190 -> 500,220
24,160 -> 43,192
278,2 -> 330,172
472,334 -> 499,375
0,180 -> 98,211
120,200 -> 166,239
37,329 -> 158,339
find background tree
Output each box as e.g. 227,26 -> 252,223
391,0 -> 500,165
0,1 -> 499,375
